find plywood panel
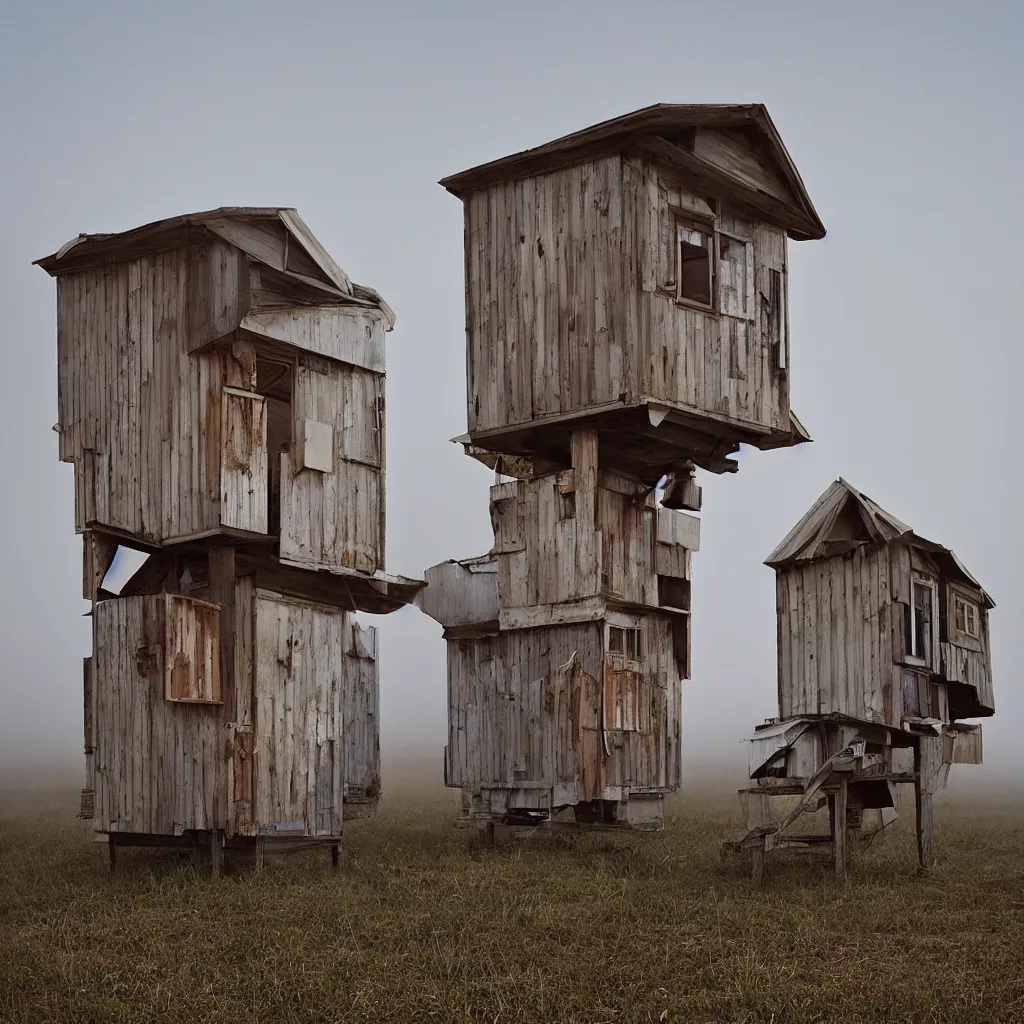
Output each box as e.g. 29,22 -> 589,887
164,594 -> 222,703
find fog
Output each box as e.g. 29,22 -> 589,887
1,0 -> 1021,790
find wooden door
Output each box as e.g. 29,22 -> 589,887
252,593 -> 345,837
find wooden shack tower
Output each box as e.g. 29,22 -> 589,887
36,208 -> 422,870
729,480 -> 995,880
419,104 -> 826,834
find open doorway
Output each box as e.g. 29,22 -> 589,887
256,356 -> 293,537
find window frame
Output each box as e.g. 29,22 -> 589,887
906,573 -> 938,668
674,215 -> 716,312
606,623 -> 643,667
949,583 -> 983,649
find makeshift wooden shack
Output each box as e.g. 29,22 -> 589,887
36,208 -> 421,870
728,479 -> 994,880
440,102 -> 826,482
419,428 -> 697,831
421,103 -> 826,835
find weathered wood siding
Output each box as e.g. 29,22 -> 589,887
279,356 -> 384,573
56,244 -> 249,543
490,470 -> 694,611
445,615 -> 681,809
228,573 -> 256,836
240,306 -> 387,373
627,158 -> 790,433
253,592 -> 346,837
463,154 -> 788,438
776,546 -> 896,726
93,595 -> 223,834
464,157 -> 630,435
55,244 -> 386,554
341,621 -> 381,820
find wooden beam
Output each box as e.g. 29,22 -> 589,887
914,737 -> 937,870
208,545 -> 236,831
833,777 -> 849,881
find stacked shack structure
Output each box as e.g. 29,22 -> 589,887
419,104 -> 826,835
36,208 -> 421,871
730,479 -> 994,880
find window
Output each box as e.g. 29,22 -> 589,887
676,220 -> 713,306
908,577 -> 936,665
608,625 -> 642,661
954,594 -> 980,639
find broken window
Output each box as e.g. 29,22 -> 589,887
676,220 -> 713,306
954,594 -> 980,640
908,577 -> 936,665
607,625 -> 642,662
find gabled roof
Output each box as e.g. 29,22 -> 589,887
766,478 -> 994,606
34,207 -> 395,329
439,103 -> 825,241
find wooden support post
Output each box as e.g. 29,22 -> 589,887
255,837 -> 265,873
331,843 -> 340,870
833,778 -> 848,881
478,822 -> 495,849
751,846 -> 765,887
209,830 -> 224,878
108,834 -> 117,874
914,737 -> 936,871
208,545 -> 235,832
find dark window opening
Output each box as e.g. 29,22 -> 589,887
558,489 -> 576,521
257,357 -> 294,537
677,222 -> 713,306
909,579 -> 935,665
658,575 -> 691,611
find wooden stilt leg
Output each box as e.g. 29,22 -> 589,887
331,843 -> 340,869
834,778 -> 848,881
209,830 -> 224,878
914,739 -> 935,871
751,846 -> 765,887
255,837 -> 265,873
478,822 -> 495,849
108,834 -> 117,874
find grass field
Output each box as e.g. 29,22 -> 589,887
2,767 -> 1022,1024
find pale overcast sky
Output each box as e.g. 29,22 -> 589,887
1,0 -> 1021,786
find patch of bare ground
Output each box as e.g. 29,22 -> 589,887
1,766 -> 1022,1023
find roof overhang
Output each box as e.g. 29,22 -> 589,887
440,103 -> 825,241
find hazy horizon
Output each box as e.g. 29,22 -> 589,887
1,0 -> 1021,794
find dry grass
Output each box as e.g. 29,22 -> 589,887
1,766 -> 1023,1023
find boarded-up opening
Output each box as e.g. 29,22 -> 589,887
164,594 -> 222,703
221,387 -> 269,533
